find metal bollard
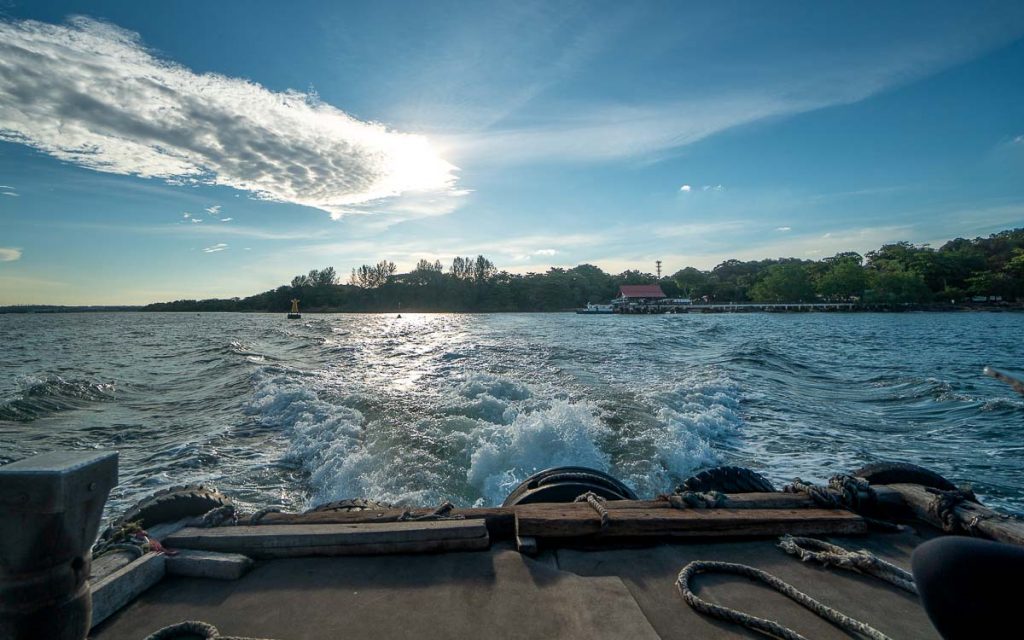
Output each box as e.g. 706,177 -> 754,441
0,451 -> 118,640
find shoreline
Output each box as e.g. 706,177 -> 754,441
1,304 -> 1022,315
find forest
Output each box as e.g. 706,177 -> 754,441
143,228 -> 1024,313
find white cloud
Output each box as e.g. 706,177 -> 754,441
205,205 -> 221,215
0,18 -> 460,218
533,248 -> 558,256
775,226 -> 791,232
679,184 -> 691,192
203,243 -> 228,253
0,185 -> 13,189
0,247 -> 22,261
191,218 -> 202,223
2,191 -> 18,196
182,212 -> 191,218
220,217 -> 233,222
702,184 -> 725,192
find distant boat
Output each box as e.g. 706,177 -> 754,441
287,298 -> 302,319
576,303 -> 614,315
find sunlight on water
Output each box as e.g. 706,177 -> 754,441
1,311 -> 1022,516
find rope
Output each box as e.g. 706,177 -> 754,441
784,477 -> 843,509
142,620 -> 278,640
248,507 -> 283,525
398,501 -> 465,522
574,491 -> 610,529
778,535 -> 917,594
926,486 -> 978,533
198,504 -> 238,528
676,560 -> 894,640
661,491 -> 728,509
828,474 -> 876,511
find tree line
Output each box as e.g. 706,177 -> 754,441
143,227 -> 1024,312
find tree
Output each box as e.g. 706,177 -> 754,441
671,267 -> 708,298
817,257 -> 867,300
864,268 -> 932,303
749,263 -> 815,302
473,255 -> 496,283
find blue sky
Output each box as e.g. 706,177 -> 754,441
1,1 -> 1023,304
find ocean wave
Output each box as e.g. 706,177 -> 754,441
467,399 -> 612,506
0,375 -> 118,422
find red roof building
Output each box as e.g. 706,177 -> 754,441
618,284 -> 666,299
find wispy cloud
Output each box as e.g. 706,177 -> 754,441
533,248 -> 558,256
679,184 -> 691,192
702,184 -> 725,192
203,243 -> 228,253
1,191 -> 18,196
0,247 -> 22,262
205,205 -> 221,215
0,17 -> 460,218
220,217 -> 233,222
775,226 -> 792,232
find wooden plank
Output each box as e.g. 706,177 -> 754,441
145,518 -> 192,542
165,550 -> 254,580
90,549 -> 139,583
212,535 -> 491,559
90,552 -> 165,628
259,494 -> 824,531
165,520 -> 490,558
515,505 -> 866,539
887,483 -> 1024,546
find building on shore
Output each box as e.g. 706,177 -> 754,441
613,284 -> 667,311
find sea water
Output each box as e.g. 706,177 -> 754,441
1,312 -> 1022,516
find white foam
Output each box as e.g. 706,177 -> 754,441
467,399 -> 612,506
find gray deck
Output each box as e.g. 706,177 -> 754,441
91,530 -> 939,639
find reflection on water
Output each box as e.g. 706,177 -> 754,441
1,311 -> 1022,515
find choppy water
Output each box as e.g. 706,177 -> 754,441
1,312 -> 1022,516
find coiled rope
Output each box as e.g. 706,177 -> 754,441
677,535 -> 917,640
142,620 -> 277,640
778,535 -> 917,594
676,560 -> 894,640
926,486 -> 978,533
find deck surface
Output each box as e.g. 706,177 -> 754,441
91,529 -> 940,639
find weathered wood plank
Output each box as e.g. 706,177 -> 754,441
165,550 -> 254,580
259,494 -> 825,530
89,549 -> 139,583
165,520 -> 490,558
90,552 -> 165,628
515,506 -> 866,539
145,518 -> 192,542
215,535 -> 491,559
887,483 -> 1024,546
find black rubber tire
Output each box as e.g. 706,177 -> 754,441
678,466 -> 776,494
851,462 -> 956,491
502,466 -> 638,507
103,485 -> 232,539
306,498 -> 392,513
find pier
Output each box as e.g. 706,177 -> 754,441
615,302 -> 857,314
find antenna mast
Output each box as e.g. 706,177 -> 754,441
656,260 -> 662,279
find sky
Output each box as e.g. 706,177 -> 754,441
1,1 -> 1023,305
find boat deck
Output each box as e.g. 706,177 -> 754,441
91,528 -> 939,640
